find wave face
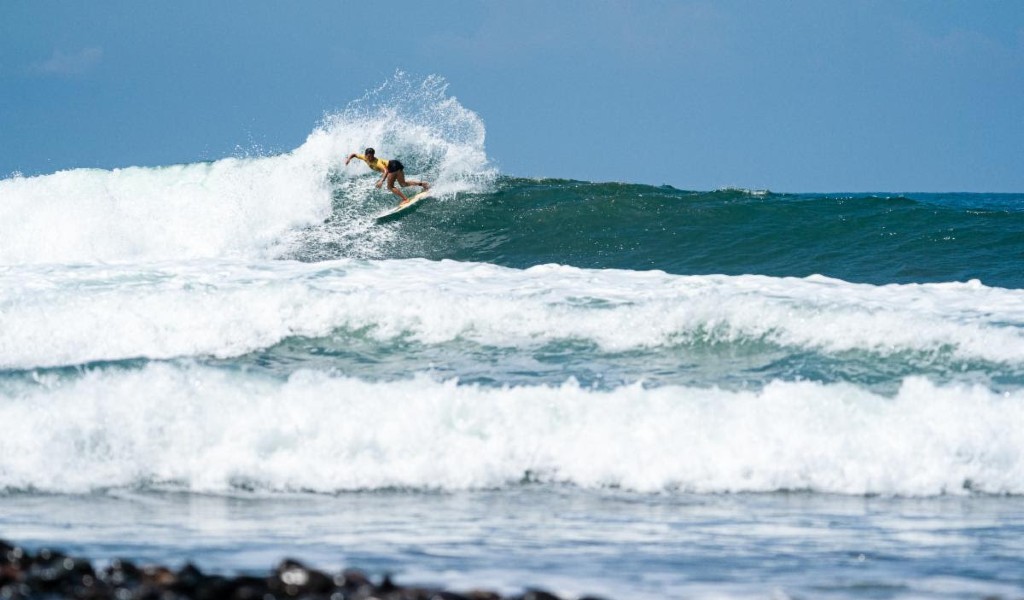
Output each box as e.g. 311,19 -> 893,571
1,74 -> 1023,498
317,183 -> 1024,288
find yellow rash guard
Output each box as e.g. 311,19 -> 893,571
355,154 -> 389,174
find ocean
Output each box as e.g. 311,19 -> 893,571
2,75 -> 1023,599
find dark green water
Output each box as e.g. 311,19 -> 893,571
310,179 -> 1024,289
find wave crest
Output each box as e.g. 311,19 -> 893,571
0,73 -> 494,265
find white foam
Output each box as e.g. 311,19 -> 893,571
0,154 -> 332,264
1,364 -> 1022,496
0,73 -> 494,265
1,259 -> 1023,370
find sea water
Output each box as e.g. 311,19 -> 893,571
2,74 -> 1023,598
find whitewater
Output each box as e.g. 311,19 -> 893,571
2,74 -> 1023,599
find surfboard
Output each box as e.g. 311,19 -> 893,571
374,190 -> 431,222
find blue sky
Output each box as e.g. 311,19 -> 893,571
2,1 -> 1021,192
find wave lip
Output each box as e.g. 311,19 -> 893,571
0,73 -> 495,266
0,155 -> 332,265
1,364 -> 1022,497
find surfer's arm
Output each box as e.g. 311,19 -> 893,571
344,153 -> 362,166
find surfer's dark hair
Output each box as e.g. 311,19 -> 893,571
364,147 -> 375,155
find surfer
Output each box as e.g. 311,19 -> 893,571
345,148 -> 429,205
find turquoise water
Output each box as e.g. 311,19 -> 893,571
2,77 -> 1023,598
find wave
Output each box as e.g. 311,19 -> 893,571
0,156 -> 330,264
3,259 -> 1022,373
1,363 -> 1022,496
0,73 -> 494,266
333,182 -> 1024,288
3,74 -> 1021,290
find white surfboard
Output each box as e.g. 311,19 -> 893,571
374,190 -> 431,222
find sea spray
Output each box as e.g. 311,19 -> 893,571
0,73 -> 495,265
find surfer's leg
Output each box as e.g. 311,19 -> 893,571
386,172 -> 409,203
396,171 -> 429,191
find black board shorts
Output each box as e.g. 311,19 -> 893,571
386,159 -> 404,173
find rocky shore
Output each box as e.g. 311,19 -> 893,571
0,540 -> 607,600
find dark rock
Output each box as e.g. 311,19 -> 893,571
167,562 -> 207,597
1,540 -> 29,567
105,558 -> 143,587
336,568 -> 373,595
0,539 -> 607,600
464,592 -> 503,600
430,591 -> 474,600
270,558 -> 335,597
223,575 -> 269,600
518,591 -> 563,600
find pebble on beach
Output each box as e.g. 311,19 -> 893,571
0,539 -> 608,600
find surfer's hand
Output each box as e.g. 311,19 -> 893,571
375,181 -> 383,189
